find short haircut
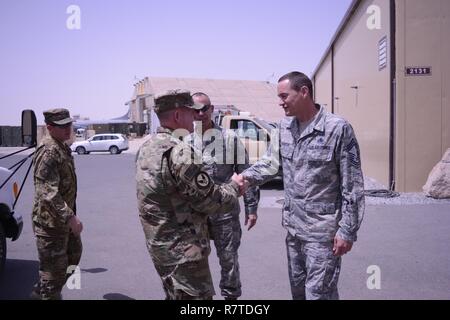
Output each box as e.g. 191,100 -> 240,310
278,71 -> 313,98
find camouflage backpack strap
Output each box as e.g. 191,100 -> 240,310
161,139 -> 180,193
162,146 -> 176,188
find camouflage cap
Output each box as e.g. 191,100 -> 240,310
43,108 -> 73,125
153,90 -> 204,114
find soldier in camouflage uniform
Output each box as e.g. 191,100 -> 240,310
136,90 -> 242,300
186,92 -> 259,300
242,72 -> 365,300
31,108 -> 83,300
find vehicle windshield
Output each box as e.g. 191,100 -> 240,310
254,118 -> 275,132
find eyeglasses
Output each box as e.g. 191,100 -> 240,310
196,104 -> 213,113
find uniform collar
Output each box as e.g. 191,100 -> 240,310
287,104 -> 325,139
311,104 -> 326,133
156,126 -> 174,134
48,135 -> 72,155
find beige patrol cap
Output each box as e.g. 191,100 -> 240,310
43,108 -> 73,125
153,90 -> 204,114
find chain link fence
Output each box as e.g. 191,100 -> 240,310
0,126 -> 22,147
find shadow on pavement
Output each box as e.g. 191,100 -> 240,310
0,259 -> 39,299
81,267 -> 108,274
103,293 -> 135,300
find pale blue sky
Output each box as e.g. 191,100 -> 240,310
0,0 -> 352,125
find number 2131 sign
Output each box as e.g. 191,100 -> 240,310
405,67 -> 432,76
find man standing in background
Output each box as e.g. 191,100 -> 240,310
31,108 -> 83,300
189,92 -> 260,300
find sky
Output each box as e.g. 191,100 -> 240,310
0,0 -> 353,125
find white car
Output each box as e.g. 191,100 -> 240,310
71,133 -> 129,155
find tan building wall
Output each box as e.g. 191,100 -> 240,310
395,0 -> 450,191
314,0 -> 392,188
334,0 -> 391,188
314,52 -> 333,112
313,0 -> 450,191
126,79 -> 153,124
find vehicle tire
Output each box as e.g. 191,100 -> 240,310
109,146 -> 119,155
76,146 -> 87,155
0,223 -> 6,275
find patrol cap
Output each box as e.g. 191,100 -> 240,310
43,108 -> 73,125
154,90 -> 204,114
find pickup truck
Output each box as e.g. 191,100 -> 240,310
219,114 -> 277,164
0,110 -> 37,274
0,167 -> 23,274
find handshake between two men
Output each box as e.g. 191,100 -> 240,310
231,173 -> 250,196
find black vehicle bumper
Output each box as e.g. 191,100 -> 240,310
9,211 -> 23,241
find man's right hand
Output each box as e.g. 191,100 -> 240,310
231,173 -> 250,196
68,215 -> 83,236
333,236 -> 353,256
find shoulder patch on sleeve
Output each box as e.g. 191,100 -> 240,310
195,171 -> 211,189
345,138 -> 361,168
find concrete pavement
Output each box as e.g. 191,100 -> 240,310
1,154 -> 449,300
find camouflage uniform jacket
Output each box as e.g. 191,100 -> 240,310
32,135 -> 77,233
136,127 -> 240,266
186,122 -> 259,221
243,105 -> 365,242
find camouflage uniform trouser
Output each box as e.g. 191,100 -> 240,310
34,231 -> 82,300
208,213 -> 242,299
286,232 -> 341,300
154,258 -> 215,300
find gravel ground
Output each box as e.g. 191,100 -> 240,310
365,191 -> 450,205
364,176 -> 450,205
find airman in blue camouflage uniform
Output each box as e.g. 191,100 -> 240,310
186,92 -> 260,300
136,90 -> 241,300
242,72 -> 365,300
